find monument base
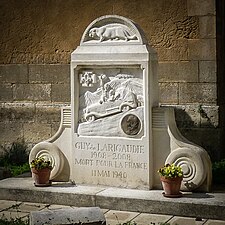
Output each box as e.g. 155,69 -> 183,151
0,177 -> 224,220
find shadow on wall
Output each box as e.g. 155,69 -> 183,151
174,105 -> 221,162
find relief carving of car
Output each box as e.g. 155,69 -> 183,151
84,92 -> 138,122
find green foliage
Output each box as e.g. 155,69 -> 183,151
0,141 -> 28,167
30,157 -> 53,170
212,159 -> 225,184
0,217 -> 29,225
10,163 -> 30,177
158,163 -> 183,179
0,141 -> 30,178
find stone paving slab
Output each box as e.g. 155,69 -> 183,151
167,216 -> 207,225
0,177 -> 225,221
0,200 -> 225,225
105,210 -> 139,225
133,213 -> 172,225
0,200 -> 22,211
0,211 -> 29,220
16,202 -> 47,212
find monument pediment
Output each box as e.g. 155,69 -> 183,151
80,15 -> 146,45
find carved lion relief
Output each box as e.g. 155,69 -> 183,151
88,24 -> 138,42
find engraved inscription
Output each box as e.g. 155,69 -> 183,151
74,141 -> 147,181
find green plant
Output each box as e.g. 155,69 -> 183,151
10,163 -> 30,177
0,217 -> 29,225
158,163 -> 183,179
0,141 -> 30,178
30,157 -> 53,170
212,159 -> 225,184
0,141 -> 28,167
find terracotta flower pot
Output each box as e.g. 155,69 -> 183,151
160,176 -> 183,197
31,168 -> 51,187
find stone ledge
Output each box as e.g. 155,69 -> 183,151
0,177 -> 224,220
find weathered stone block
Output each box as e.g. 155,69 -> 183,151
158,61 -> 198,82
0,64 -> 28,83
51,122 -> 60,136
188,39 -> 216,60
179,83 -> 217,104
175,105 -> 201,128
52,83 -> 70,102
23,122 -> 51,143
199,16 -> 216,38
35,104 -> 61,123
29,64 -> 70,84
199,105 -> 219,128
156,39 -> 188,61
159,83 -> 178,104
0,122 -> 23,143
199,61 -> 216,82
0,103 -> 35,122
13,84 -> 51,101
0,84 -> 13,101
187,0 -> 216,16
30,207 -> 106,225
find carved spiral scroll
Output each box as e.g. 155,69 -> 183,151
29,142 -> 64,180
165,148 -> 206,191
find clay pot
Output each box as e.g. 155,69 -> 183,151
160,176 -> 183,197
31,168 -> 51,187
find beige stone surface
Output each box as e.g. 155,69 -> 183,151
158,61 -> 198,82
0,0 -> 199,64
13,84 -> 51,101
0,64 -> 28,83
105,210 -> 139,225
156,39 -> 189,61
51,83 -> 70,103
15,202 -> 47,212
23,122 -> 52,143
179,83 -> 217,104
29,64 -> 69,84
205,220 -> 225,225
0,84 -> 13,101
187,0 -> 216,16
159,83 -> 179,104
188,39 -> 216,61
0,200 -> 22,211
0,103 -> 35,122
35,104 -> 61,123
199,16 -> 216,38
0,122 -> 24,142
199,61 -> 216,82
133,213 -> 172,225
168,216 -> 207,225
0,211 -> 29,220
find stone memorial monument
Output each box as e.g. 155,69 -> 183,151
30,15 -> 212,191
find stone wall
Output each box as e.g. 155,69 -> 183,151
0,0 -> 222,161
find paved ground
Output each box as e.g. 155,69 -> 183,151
0,199 -> 225,225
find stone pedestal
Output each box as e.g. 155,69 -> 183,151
29,15 -> 212,192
